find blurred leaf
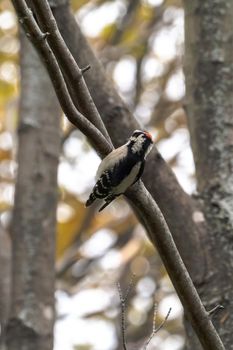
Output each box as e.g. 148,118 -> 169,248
56,197 -> 86,259
0,149 -> 11,161
0,78 -> 15,97
73,345 -> 92,350
100,23 -> 117,42
0,52 -> 18,64
71,0 -> 90,11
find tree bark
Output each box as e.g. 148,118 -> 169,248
0,226 -> 11,348
5,31 -> 61,350
184,0 -> 233,349
50,0 -> 207,284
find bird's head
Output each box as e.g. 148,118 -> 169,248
127,130 -> 153,158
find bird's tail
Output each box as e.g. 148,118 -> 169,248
98,195 -> 116,212
85,193 -> 96,207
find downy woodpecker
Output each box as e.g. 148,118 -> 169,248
86,130 -> 153,211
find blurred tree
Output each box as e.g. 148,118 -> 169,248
4,29 -> 61,350
0,224 -> 11,347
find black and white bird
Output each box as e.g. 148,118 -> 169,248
85,130 -> 153,212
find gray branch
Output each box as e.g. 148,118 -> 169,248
29,0 -> 111,145
50,0 -> 207,283
14,0 -> 112,158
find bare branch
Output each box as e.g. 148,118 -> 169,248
12,0 -> 112,158
117,282 -> 128,350
117,280 -> 172,350
29,0 -> 112,145
50,0 -> 207,284
126,181 -> 225,350
117,276 -> 135,350
124,274 -> 136,303
143,305 -> 172,350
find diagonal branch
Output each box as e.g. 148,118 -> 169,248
50,0 -> 207,284
27,0 -> 112,145
127,182 -> 225,350
11,1 -> 226,349
13,0 -> 112,158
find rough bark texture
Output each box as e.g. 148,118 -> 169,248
0,226 -> 11,348
50,1 -> 207,284
184,0 -> 233,349
5,31 -> 61,350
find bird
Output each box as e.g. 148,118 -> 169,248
85,130 -> 153,212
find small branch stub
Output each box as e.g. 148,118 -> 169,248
81,64 -> 91,75
41,31 -> 50,40
208,305 -> 224,317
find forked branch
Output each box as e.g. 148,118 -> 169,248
142,304 -> 171,350
117,277 -> 172,350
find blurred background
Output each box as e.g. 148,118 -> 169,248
0,0 -> 194,349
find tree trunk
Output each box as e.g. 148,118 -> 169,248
184,0 -> 233,348
0,226 -> 11,349
5,31 -> 61,350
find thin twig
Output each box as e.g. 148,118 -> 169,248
124,274 -> 136,302
117,275 -> 135,350
143,306 -> 172,350
117,282 -> 128,350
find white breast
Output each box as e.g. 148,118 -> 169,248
112,162 -> 141,195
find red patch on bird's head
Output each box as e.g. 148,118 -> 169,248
143,131 -> 153,142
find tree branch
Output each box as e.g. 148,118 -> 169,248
117,276 -> 135,350
117,277 -> 172,350
50,0 -> 207,283
126,182 -> 224,350
28,0 -> 112,146
13,0 -> 112,158
142,304 -> 172,350
11,0 -> 226,349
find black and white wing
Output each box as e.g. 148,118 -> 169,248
86,147 -> 143,208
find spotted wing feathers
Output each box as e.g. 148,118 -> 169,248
85,171 -> 112,206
